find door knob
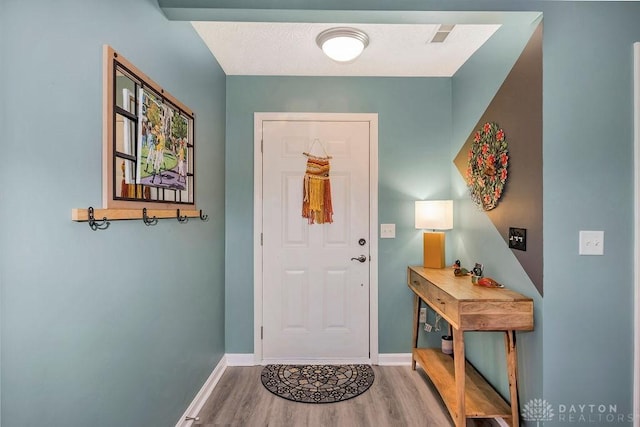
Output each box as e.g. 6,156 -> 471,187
351,255 -> 367,263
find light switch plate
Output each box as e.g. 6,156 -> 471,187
380,224 -> 395,238
579,230 -> 604,255
508,227 -> 527,251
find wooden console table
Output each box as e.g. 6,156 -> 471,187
407,266 -> 533,427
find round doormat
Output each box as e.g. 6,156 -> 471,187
260,364 -> 375,404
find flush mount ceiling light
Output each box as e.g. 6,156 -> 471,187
316,27 -> 369,63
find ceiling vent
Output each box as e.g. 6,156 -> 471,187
431,24 -> 455,43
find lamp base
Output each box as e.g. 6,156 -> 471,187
423,231 -> 446,269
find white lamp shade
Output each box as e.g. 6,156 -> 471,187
415,200 -> 453,230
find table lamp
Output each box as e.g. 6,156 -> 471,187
415,200 -> 453,268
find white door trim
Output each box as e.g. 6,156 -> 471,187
253,112 -> 379,365
633,42 -> 640,427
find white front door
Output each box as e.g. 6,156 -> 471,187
256,114 -> 377,363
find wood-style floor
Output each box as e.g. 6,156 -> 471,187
194,365 -> 456,427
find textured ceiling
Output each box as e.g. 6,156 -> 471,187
191,22 -> 500,77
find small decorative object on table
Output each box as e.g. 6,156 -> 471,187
474,277 -> 504,288
441,335 -> 453,354
452,259 -> 470,276
472,262 -> 484,277
470,262 -> 484,283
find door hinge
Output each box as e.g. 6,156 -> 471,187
261,139 -> 263,153
261,326 -> 264,340
261,233 -> 263,246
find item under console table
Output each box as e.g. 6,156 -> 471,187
407,266 -> 534,427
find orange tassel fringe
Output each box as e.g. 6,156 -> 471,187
302,155 -> 333,224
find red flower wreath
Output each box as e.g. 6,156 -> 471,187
466,122 -> 509,211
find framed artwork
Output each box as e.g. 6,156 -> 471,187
103,45 -> 195,209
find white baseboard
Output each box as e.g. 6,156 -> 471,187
262,357 -> 371,365
175,355 -> 228,427
228,353 -> 412,366
377,353 -> 412,366
226,353 -> 257,366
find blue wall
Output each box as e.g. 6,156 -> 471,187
540,3 -> 637,424
226,77 -> 452,353
0,1 -> 226,426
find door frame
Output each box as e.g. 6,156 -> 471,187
633,42 -> 639,427
253,112 -> 379,365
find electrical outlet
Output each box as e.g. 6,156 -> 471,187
424,323 -> 433,332
419,308 -> 427,323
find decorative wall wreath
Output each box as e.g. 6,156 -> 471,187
466,122 -> 509,211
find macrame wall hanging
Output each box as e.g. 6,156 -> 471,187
302,139 -> 333,224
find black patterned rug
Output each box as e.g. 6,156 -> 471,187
260,364 -> 375,404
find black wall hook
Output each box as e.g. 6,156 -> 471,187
88,207 -> 110,231
142,208 -> 158,226
199,210 -> 209,221
177,209 -> 189,223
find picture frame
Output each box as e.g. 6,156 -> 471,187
103,45 -> 196,209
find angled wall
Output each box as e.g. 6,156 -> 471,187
454,23 -> 543,295
451,18 -> 544,409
